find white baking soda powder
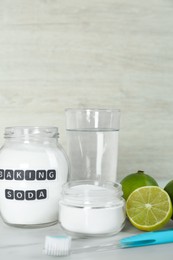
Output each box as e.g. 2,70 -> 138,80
59,181 -> 126,236
0,127 -> 69,227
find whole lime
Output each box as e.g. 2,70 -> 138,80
164,180 -> 173,219
120,170 -> 158,200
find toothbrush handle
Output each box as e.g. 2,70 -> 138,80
71,243 -> 118,255
71,229 -> 173,255
120,229 -> 173,247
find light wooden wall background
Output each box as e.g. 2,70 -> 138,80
0,0 -> 173,181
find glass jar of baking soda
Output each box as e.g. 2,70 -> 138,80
59,180 -> 126,237
0,126 -> 69,228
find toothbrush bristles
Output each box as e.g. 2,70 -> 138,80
44,235 -> 71,256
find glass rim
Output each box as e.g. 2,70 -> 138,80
65,108 -> 120,130
5,126 -> 58,130
65,108 -> 121,113
61,180 -> 122,196
4,126 -> 59,139
60,180 -> 123,207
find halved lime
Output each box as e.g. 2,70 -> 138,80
126,186 -> 172,231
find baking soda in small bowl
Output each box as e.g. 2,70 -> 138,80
59,180 -> 126,237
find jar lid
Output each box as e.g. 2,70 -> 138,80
60,180 -> 124,208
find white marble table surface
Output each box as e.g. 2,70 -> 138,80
0,217 -> 173,260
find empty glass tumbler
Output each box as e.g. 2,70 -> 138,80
65,108 -> 120,182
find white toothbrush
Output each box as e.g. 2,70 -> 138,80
44,229 -> 173,256
44,235 -> 119,256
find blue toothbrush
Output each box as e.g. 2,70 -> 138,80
120,229 -> 173,248
44,229 -> 173,256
